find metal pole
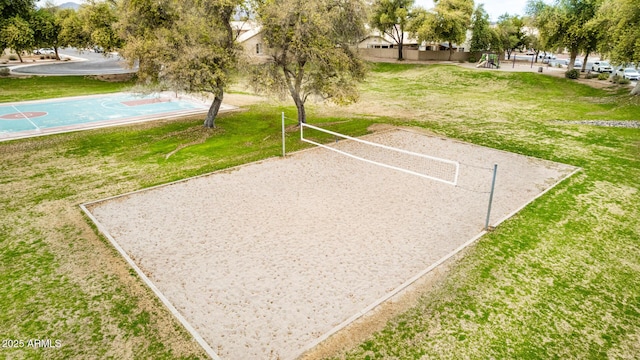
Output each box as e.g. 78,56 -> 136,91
282,112 -> 285,157
530,53 -> 534,68
485,164 -> 498,230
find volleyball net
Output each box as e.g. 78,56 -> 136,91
300,123 -> 460,186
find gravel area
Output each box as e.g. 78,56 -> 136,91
556,120 -> 640,128
85,129 -> 578,360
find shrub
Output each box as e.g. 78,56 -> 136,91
468,56 -> 476,63
618,78 -> 631,85
0,67 -> 10,77
565,69 -> 580,79
8,54 -> 18,61
598,73 -> 610,80
585,72 -> 598,79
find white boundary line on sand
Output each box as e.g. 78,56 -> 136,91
80,128 -> 581,360
292,166 -> 583,360
79,204 -> 222,360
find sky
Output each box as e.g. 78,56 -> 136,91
416,0 -> 532,21
44,0 -> 532,22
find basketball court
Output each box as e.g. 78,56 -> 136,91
82,127 -> 578,360
0,92 -> 231,142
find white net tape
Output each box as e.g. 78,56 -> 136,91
300,123 -> 460,186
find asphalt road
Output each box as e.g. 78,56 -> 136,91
10,48 -> 136,75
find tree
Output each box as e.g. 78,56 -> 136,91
1,16 -> 34,62
0,0 -> 35,50
79,0 -> 123,52
253,0 -> 367,125
596,0 -> 640,94
29,8 -> 62,59
469,4 -> 494,52
527,0 -> 603,71
56,8 -> 91,50
496,14 -> 526,60
410,0 -> 474,61
0,0 -> 34,19
118,0 -> 242,128
370,0 -> 414,61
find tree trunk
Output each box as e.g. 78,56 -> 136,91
448,41 -> 453,61
54,47 -> 60,61
631,81 -> 640,96
396,25 -> 404,61
582,52 -> 589,72
203,92 -> 223,128
568,51 -> 577,70
295,99 -> 306,124
535,50 -> 540,63
17,52 -> 23,63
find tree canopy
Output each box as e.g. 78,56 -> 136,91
1,16 -> 34,62
253,0 -> 367,124
370,0 -> 415,60
595,0 -> 640,94
118,0 -> 243,128
411,0 -> 474,60
527,0 -> 603,70
495,14 -> 526,59
469,4 -> 495,52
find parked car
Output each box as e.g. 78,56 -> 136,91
617,68 -> 640,80
591,61 -> 613,73
33,48 -> 55,55
573,59 -> 583,69
548,59 -> 568,67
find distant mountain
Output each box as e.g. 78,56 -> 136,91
58,2 -> 81,10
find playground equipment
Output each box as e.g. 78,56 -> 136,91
477,53 -> 500,69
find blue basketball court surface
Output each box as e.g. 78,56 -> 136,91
0,93 -> 230,142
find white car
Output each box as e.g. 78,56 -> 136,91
33,48 -> 55,55
591,61 -> 613,73
617,68 -> 640,80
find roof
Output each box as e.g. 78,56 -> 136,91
237,25 -> 263,43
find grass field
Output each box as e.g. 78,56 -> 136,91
1,64 -> 639,359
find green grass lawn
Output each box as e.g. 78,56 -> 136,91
0,65 -> 638,359
0,76 -> 134,102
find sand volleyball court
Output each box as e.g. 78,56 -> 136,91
83,128 -> 578,359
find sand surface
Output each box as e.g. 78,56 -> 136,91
87,129 -> 577,359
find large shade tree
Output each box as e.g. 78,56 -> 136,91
469,4 -> 495,52
596,0 -> 640,94
79,0 -> 123,52
1,16 -> 34,62
495,14 -> 526,60
119,0 -> 243,128
56,8 -> 91,50
370,0 -> 415,61
410,0 -> 474,61
253,0 -> 367,125
527,0 -> 603,71
0,0 -> 35,53
0,0 -> 33,20
29,7 -> 62,59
